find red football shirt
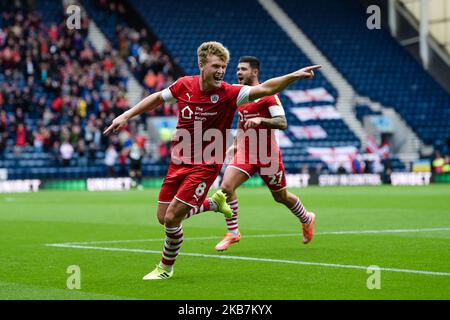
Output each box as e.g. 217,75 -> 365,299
161,75 -> 250,165
236,94 -> 285,161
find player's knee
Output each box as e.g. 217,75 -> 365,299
220,183 -> 234,199
272,190 -> 287,203
164,208 -> 183,226
164,211 -> 176,225
157,215 -> 165,225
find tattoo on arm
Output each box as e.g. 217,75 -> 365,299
260,116 -> 287,130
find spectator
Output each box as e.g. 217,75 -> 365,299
382,167 -> 392,184
60,139 -> 74,167
51,95 -> 63,113
337,163 -> 347,174
105,144 -> 118,177
351,154 -> 362,174
88,142 -> 97,165
0,132 -> 6,156
300,164 -> 310,174
77,140 -> 88,167
129,140 -> 143,189
315,163 -> 324,175
432,151 -> 445,174
76,97 -> 87,118
15,123 -> 26,147
36,96 -> 46,118
158,141 -> 169,164
70,125 -> 82,146
0,111 -> 7,133
364,159 -> 373,173
41,128 -> 52,153
33,127 -> 45,152
84,119 -> 96,144
50,141 -> 61,163
381,157 -> 392,175
372,157 -> 384,174
442,155 -> 450,174
144,70 -> 157,91
119,149 -> 128,177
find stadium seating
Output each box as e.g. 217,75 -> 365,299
354,105 -> 382,123
276,0 -> 450,151
79,0 -> 125,48
34,0 -> 63,24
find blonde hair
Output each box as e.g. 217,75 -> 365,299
197,41 -> 230,66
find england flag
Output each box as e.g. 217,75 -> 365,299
290,125 -> 327,139
291,106 -> 342,122
307,146 -> 359,172
284,87 -> 335,104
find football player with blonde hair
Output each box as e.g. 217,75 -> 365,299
105,41 -> 320,280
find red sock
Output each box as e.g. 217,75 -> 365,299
160,224 -> 183,270
183,199 -> 212,220
225,199 -> 239,234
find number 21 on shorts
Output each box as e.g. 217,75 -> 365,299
268,171 -> 283,185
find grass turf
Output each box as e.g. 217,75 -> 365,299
0,185 -> 449,300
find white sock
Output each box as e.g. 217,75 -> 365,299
209,198 -> 218,211
159,262 -> 172,272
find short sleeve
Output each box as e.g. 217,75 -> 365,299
268,94 -> 285,117
161,87 -> 176,103
161,77 -> 185,103
236,85 -> 251,107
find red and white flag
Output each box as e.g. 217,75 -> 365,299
284,87 -> 335,104
307,146 -> 358,172
365,136 -> 379,154
307,146 -> 358,157
365,136 -> 390,158
290,125 -> 327,139
291,106 -> 341,121
276,130 -> 293,148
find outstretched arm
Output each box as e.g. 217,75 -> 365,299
248,65 -> 321,102
103,91 -> 164,135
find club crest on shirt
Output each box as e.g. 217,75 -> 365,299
210,94 -> 219,103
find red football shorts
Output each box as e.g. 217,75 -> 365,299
158,162 -> 221,208
228,151 -> 287,192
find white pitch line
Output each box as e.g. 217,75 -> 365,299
317,227 -> 450,235
62,235 -> 231,245
45,243 -> 450,277
59,227 -> 450,245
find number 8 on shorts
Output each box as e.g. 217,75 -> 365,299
195,182 -> 207,196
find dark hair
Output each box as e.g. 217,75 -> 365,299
239,56 -> 260,70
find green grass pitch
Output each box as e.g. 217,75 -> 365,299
0,185 -> 449,300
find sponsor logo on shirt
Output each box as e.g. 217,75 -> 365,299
181,106 -> 193,119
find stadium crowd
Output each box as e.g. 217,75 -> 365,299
92,0 -> 179,117
0,1 -> 178,174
